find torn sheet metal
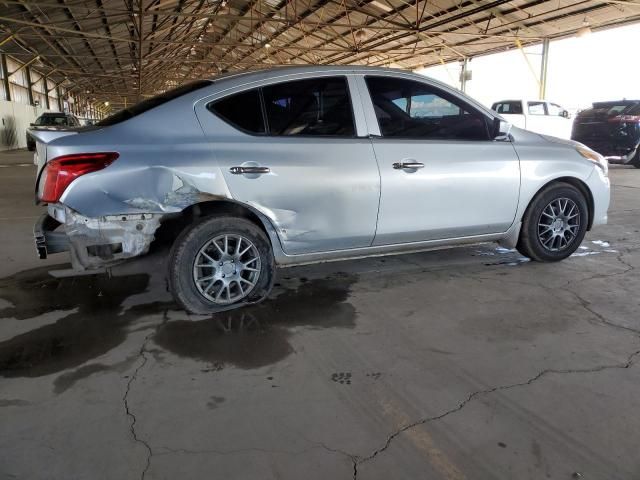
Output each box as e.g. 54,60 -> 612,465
61,207 -> 162,270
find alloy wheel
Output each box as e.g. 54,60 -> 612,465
537,197 -> 581,252
192,234 -> 262,304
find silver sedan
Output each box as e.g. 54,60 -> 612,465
31,66 -> 610,313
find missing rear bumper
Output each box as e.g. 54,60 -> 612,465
34,213 -> 70,259
34,207 -> 163,270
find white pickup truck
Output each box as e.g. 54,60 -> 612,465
491,99 -> 573,139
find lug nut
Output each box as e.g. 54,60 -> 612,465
219,262 -> 223,266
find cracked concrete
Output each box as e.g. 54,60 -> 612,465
353,348 -> 640,479
123,333 -> 154,480
2,151 -> 640,480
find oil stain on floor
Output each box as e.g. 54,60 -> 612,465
0,266 -> 358,378
153,272 -> 358,370
0,265 -> 167,378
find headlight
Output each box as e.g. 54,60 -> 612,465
576,146 -> 608,177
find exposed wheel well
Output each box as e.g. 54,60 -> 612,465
151,200 -> 272,249
530,177 -> 595,230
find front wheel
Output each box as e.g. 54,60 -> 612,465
516,183 -> 589,262
168,216 -> 275,314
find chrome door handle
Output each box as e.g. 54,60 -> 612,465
230,166 -> 270,175
393,162 -> 424,170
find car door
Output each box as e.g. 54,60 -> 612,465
525,100 -> 550,135
195,75 -> 380,255
546,102 -> 572,139
358,75 -> 520,245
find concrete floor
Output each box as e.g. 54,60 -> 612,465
1,149 -> 639,480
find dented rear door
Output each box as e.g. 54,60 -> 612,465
196,73 -> 380,255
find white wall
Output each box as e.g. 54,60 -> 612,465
0,100 -> 50,151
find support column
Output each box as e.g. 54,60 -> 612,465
539,38 -> 550,100
26,66 -> 34,105
57,86 -> 63,112
43,76 -> 50,109
459,58 -> 469,92
1,53 -> 10,101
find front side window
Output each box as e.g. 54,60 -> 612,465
547,103 -> 563,116
208,89 -> 265,134
366,76 -> 489,140
528,101 -> 546,115
35,115 -> 67,126
262,77 -> 355,137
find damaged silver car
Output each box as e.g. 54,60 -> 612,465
32,66 -> 610,313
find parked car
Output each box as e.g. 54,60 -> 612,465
571,100 -> 640,168
26,112 -> 81,151
491,99 -> 573,139
30,66 -> 610,313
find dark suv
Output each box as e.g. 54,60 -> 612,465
572,100 -> 640,168
26,112 -> 80,151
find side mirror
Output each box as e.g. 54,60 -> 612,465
29,123 -> 35,127
562,110 -> 571,119
493,118 -> 512,141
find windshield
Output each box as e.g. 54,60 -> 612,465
35,115 -> 69,126
97,80 -> 213,127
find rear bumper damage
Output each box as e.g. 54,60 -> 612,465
35,205 -> 162,270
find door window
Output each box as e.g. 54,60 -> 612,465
547,103 -> 564,116
527,101 -> 547,115
365,77 -> 489,140
492,101 -> 523,115
208,89 -> 266,134
262,77 -> 355,136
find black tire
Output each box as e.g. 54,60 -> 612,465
168,216 -> 275,314
631,149 -> 640,169
516,182 -> 589,262
27,142 -> 35,152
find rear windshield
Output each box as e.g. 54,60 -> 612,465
97,80 -> 213,126
591,101 -> 639,113
35,115 -> 68,126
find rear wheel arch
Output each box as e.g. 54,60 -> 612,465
153,198 -> 281,251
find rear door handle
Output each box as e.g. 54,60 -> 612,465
393,162 -> 424,170
230,166 -> 271,175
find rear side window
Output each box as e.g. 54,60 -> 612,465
98,80 -> 213,127
365,76 -> 489,140
208,89 -> 265,134
528,101 -> 546,115
493,101 -> 523,115
262,78 -> 355,136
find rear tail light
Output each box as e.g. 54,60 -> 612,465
39,152 -> 119,203
608,115 -> 640,124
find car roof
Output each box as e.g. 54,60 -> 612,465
209,65 -> 409,82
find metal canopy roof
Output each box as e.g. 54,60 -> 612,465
1,0 -> 639,107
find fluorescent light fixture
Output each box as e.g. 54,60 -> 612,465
369,0 -> 393,13
577,19 -> 592,37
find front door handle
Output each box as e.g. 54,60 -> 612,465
393,161 -> 424,170
230,166 -> 271,175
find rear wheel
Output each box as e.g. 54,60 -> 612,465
168,216 -> 275,314
516,182 -> 588,262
